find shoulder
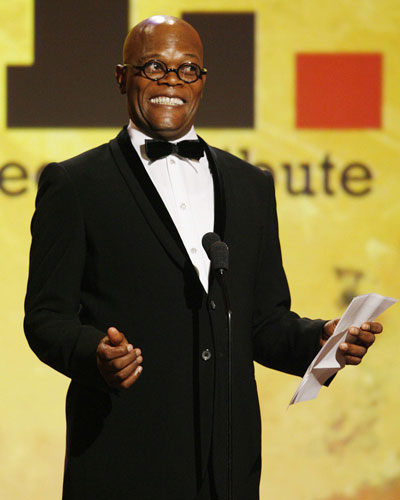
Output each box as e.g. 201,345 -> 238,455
58,142 -> 113,178
35,135 -> 121,211
38,133 -> 121,189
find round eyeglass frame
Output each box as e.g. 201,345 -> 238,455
123,60 -> 207,83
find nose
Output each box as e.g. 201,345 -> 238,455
158,68 -> 183,86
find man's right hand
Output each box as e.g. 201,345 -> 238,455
96,327 -> 143,389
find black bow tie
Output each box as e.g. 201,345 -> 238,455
145,139 -> 204,162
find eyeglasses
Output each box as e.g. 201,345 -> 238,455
123,59 -> 207,83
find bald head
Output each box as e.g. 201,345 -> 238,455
123,16 -> 203,66
115,15 -> 207,140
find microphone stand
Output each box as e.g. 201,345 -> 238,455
215,268 -> 233,500
202,233 -> 232,499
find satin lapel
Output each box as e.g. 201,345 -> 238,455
198,137 -> 226,240
109,128 -> 189,270
197,138 -> 228,293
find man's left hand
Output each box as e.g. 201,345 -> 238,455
321,319 -> 383,365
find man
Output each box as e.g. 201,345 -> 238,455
24,15 -> 382,500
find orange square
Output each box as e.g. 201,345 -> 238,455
296,53 -> 382,129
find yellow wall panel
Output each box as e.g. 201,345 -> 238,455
1,1 -> 399,499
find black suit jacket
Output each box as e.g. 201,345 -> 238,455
24,128 -> 325,500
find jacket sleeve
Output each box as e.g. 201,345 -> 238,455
252,172 -> 326,377
24,162 -> 108,391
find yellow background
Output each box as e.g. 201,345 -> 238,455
1,1 -> 399,498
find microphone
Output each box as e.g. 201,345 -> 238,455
202,232 -> 229,272
201,231 -> 220,254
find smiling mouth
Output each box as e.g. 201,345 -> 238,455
150,96 -> 185,106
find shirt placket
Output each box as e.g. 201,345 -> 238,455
166,156 -> 204,284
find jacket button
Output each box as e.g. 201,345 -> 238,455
202,349 -> 212,361
210,300 -> 216,310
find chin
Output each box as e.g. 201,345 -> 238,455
152,130 -> 184,141
151,122 -> 190,140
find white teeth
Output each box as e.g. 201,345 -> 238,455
150,96 -> 184,106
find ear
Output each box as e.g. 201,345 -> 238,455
199,73 -> 206,98
115,64 -> 127,94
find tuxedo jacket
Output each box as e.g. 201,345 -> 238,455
24,127 -> 325,500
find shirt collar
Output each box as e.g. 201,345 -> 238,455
127,120 -> 199,163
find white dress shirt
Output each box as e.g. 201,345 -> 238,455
127,120 -> 214,292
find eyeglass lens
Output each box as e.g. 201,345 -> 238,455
143,61 -> 201,82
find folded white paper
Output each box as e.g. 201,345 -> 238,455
289,293 -> 397,406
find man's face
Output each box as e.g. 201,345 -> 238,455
117,22 -> 206,141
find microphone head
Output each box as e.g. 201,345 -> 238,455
209,241 -> 229,271
202,232 -> 221,256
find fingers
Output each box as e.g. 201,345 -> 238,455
339,342 -> 367,365
107,348 -> 141,372
114,363 -> 143,389
96,326 -> 143,389
322,318 -> 340,341
97,336 -> 131,361
106,352 -> 143,389
347,326 -> 376,347
107,326 -> 125,346
360,321 -> 383,334
98,326 -> 133,360
339,321 -> 383,365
